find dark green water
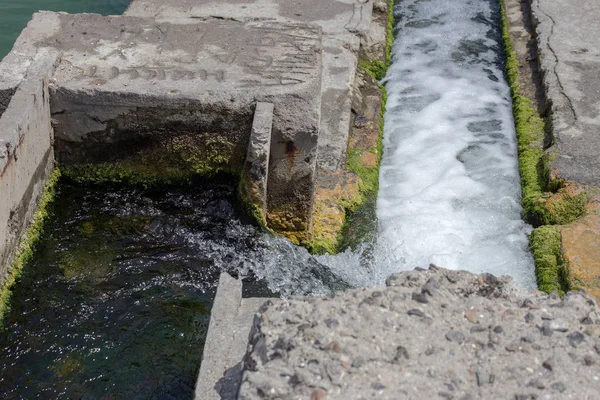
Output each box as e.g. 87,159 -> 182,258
0,181 -> 269,399
0,0 -> 130,60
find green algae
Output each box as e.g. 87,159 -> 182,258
0,168 -> 61,328
62,134 -> 238,190
499,0 -> 587,294
340,84 -> 387,252
529,226 -> 570,295
62,162 -> 195,189
309,0 -> 393,254
359,0 -> 395,81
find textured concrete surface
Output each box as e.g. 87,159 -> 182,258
239,266 -> 600,399
241,102 -> 274,221
531,0 -> 600,187
125,0 -> 374,173
195,273 -> 270,400
0,12 -> 61,103
0,48 -> 58,282
561,197 -> 600,300
7,11 -> 323,244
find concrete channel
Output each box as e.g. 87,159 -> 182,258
0,0 -> 599,397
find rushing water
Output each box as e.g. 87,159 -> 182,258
375,0 -> 536,286
0,0 -> 536,396
0,0 -> 130,60
250,0 -> 536,292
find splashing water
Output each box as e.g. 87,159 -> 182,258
250,0 -> 536,294
0,0 -> 537,395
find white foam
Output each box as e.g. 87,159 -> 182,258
374,0 -> 535,287
246,0 -> 536,296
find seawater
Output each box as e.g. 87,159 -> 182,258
0,182 -> 274,398
0,0 -> 130,59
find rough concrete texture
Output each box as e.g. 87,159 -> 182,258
239,266 -> 600,399
561,197 -> 600,300
0,12 -> 61,98
531,0 -> 600,187
195,272 -> 270,400
241,102 -> 274,222
125,0 -> 375,173
7,11 -> 323,243
0,48 -> 58,281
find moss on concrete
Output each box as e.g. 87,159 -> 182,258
237,180 -> 268,229
545,192 -> 589,225
61,135 -> 238,189
0,168 -> 61,328
309,0 -> 393,254
359,0 -> 395,81
529,226 -> 570,295
340,83 -> 386,250
62,162 -> 195,189
499,0 -> 589,295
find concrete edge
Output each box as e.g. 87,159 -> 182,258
195,273 -> 271,400
0,47 -> 61,322
240,102 -> 274,224
195,272 -> 243,399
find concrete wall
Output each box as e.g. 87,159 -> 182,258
0,48 -> 59,281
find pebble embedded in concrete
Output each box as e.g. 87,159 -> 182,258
238,266 -> 600,399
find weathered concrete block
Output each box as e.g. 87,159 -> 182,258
532,0 -> 600,187
240,102 -> 274,224
125,0 -> 387,248
0,48 -> 59,280
6,11 -> 323,242
195,272 -> 270,400
0,13 -> 62,117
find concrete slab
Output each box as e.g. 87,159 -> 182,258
195,272 -> 270,400
241,102 -> 274,222
0,12 -> 61,103
125,0 -> 372,39
531,0 -> 600,186
125,0 -> 375,173
8,11 -> 323,243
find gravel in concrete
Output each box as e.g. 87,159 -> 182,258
238,266 -> 600,399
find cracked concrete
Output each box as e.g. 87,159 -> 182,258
531,0 -> 600,187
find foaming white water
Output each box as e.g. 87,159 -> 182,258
247,0 -> 536,296
375,0 -> 535,287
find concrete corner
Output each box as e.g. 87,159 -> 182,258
0,47 -> 60,281
195,272 -> 269,400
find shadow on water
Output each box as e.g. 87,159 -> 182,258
0,180 -> 277,399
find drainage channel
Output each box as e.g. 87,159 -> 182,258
376,0 -> 536,287
0,0 -> 537,397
